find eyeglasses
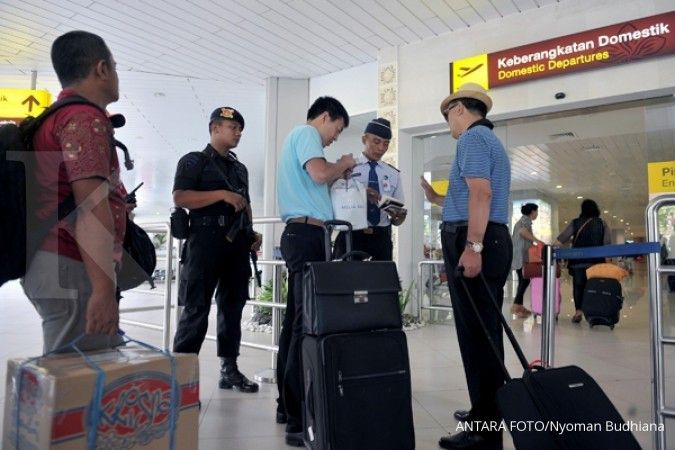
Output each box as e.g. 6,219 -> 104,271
443,102 -> 459,117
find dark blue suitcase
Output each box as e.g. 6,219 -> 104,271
457,271 -> 641,450
582,277 -> 623,329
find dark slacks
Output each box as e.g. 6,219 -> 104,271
441,222 -> 512,424
173,225 -> 251,358
276,223 -> 326,429
570,267 -> 589,311
513,268 -> 530,306
333,225 -> 393,261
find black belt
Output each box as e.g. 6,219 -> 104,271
440,221 -> 506,233
190,215 -> 230,227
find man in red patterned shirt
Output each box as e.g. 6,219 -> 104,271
21,31 -> 126,352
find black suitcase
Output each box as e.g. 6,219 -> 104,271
303,220 -> 402,336
456,270 -> 641,450
582,277 -> 623,329
302,330 -> 415,450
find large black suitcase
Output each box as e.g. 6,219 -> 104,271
582,277 -> 623,329
456,270 -> 641,450
302,330 -> 415,450
303,220 -> 402,336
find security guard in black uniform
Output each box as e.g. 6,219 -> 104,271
172,107 -> 262,393
334,117 -> 406,261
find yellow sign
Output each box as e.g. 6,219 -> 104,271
431,180 -> 449,196
450,53 -> 489,92
0,89 -> 52,118
648,161 -> 675,197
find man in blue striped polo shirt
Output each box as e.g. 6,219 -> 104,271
421,83 -> 512,450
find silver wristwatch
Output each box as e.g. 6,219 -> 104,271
466,240 -> 484,254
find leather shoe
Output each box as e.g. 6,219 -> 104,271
276,411 -> 288,424
219,358 -> 259,393
453,409 -> 471,422
285,431 -> 304,447
439,431 -> 502,449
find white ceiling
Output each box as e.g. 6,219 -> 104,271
1,0 -> 563,219
1,0 -> 560,85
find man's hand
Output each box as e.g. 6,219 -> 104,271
86,292 -> 119,335
251,232 -> 263,252
223,191 -> 247,212
420,176 -> 443,205
366,187 -> 381,204
387,208 -> 407,225
336,153 -> 356,171
458,248 -> 482,278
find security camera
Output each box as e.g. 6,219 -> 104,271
555,92 -> 566,100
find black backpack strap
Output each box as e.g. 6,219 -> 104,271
21,95 -> 102,146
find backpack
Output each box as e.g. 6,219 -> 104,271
0,96 -> 95,287
0,96 -> 156,291
118,217 -> 157,291
570,217 -> 606,267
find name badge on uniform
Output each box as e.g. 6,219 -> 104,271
382,175 -> 392,192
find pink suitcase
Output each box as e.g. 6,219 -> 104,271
529,277 -> 561,316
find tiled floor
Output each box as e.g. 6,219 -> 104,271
1,263 -> 673,449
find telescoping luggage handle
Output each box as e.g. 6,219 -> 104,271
454,268 -> 539,382
323,220 -> 371,262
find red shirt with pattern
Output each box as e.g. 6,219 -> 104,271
32,89 -> 127,263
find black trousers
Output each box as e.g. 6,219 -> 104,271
333,226 -> 393,261
276,223 -> 326,430
570,267 -> 589,311
441,222 -> 512,424
513,268 -> 530,306
173,226 -> 251,358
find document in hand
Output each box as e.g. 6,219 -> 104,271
378,195 -> 406,215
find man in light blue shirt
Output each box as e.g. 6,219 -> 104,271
275,96 -> 355,447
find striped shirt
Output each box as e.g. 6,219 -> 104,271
442,120 -> 511,224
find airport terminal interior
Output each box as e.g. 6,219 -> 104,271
1,0 -> 675,449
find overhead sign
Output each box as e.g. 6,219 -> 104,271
648,161 -> 675,198
0,88 -> 52,119
450,11 -> 675,92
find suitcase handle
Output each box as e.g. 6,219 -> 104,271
323,220 -> 353,261
340,250 -> 371,261
454,268 -> 532,380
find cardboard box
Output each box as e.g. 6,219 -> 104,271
2,347 -> 199,450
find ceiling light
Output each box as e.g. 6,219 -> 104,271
604,210 -> 609,214
625,223 -> 629,225
576,196 -> 583,199
531,171 -> 538,175
555,185 -> 562,189
620,219 -> 624,222
564,221 -> 568,224
430,135 -> 437,139
612,215 -> 617,218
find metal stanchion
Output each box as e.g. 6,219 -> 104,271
254,263 -> 285,384
416,260 -> 453,322
540,245 -> 556,367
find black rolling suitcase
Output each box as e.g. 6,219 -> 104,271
582,277 -> 623,329
303,220 -> 402,336
302,330 -> 415,450
456,271 -> 640,450
301,220 -> 414,450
